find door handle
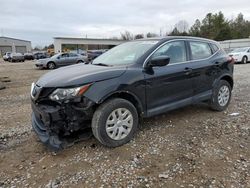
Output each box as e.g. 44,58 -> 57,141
184,67 -> 193,75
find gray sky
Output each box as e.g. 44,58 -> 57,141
1,0 -> 250,47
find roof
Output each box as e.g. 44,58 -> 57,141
0,36 -> 31,42
54,37 -> 125,42
135,36 -> 218,44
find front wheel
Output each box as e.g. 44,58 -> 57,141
47,62 -> 56,69
210,80 -> 232,111
92,98 -> 138,147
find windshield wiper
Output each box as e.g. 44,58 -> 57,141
93,63 -> 112,67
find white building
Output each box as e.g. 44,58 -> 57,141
220,38 -> 250,52
0,36 -> 32,56
54,37 -> 125,53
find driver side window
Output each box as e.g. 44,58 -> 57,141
152,41 -> 187,64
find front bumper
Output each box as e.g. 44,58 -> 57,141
32,113 -> 64,150
31,98 -> 94,151
35,63 -> 46,68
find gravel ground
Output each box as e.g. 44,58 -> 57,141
0,60 -> 249,188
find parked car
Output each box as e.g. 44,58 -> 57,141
87,50 -> 106,62
70,49 -> 87,56
35,52 -> 87,69
24,53 -> 34,60
33,52 -> 48,60
9,53 -> 25,62
228,47 -> 250,64
31,36 -> 234,150
3,52 -> 11,61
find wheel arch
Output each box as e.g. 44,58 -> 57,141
214,74 -> 234,89
98,91 -> 144,118
47,61 -> 55,66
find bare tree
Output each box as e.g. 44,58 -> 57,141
120,31 -> 133,40
175,20 -> 189,33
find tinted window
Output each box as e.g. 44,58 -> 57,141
152,41 -> 187,64
61,53 -> 69,58
211,43 -> 219,53
190,41 -> 212,60
69,53 -> 78,57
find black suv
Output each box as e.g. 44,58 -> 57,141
31,37 -> 234,150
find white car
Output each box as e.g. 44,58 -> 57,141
228,47 -> 250,64
3,52 -> 11,61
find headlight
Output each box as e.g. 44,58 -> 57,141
49,84 -> 91,101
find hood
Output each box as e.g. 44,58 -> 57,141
36,64 -> 126,87
38,58 -> 50,63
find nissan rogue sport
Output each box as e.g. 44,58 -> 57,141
31,36 -> 234,151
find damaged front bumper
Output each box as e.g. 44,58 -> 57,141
31,97 -> 95,151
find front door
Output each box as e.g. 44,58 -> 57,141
59,53 -> 70,66
144,40 -> 194,117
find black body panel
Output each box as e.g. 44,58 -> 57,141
31,36 -> 234,150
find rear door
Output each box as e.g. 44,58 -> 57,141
187,40 -> 218,101
68,53 -> 78,64
144,40 -> 194,116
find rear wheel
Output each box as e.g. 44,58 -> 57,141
92,98 -> 138,147
47,62 -> 56,69
242,56 -> 248,64
210,80 -> 232,111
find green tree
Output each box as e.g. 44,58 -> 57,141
230,13 -> 250,39
146,32 -> 158,38
198,12 -> 231,40
134,34 -> 144,39
189,19 -> 201,37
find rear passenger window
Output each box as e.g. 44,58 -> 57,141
190,41 -> 212,60
152,41 -> 187,64
69,53 -> 78,57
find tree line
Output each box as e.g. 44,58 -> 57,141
120,12 -> 250,41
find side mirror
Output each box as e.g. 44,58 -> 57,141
57,56 -> 60,59
148,55 -> 170,67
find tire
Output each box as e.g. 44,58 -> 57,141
210,80 -> 232,111
92,98 -> 138,147
47,62 -> 56,69
242,56 -> 248,64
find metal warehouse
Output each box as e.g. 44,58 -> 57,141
0,36 -> 32,56
220,38 -> 250,52
54,37 -> 125,53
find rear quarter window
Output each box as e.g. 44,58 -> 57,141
210,43 -> 220,53
190,41 -> 213,60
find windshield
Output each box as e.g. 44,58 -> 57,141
92,40 -> 159,66
232,48 -> 248,53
